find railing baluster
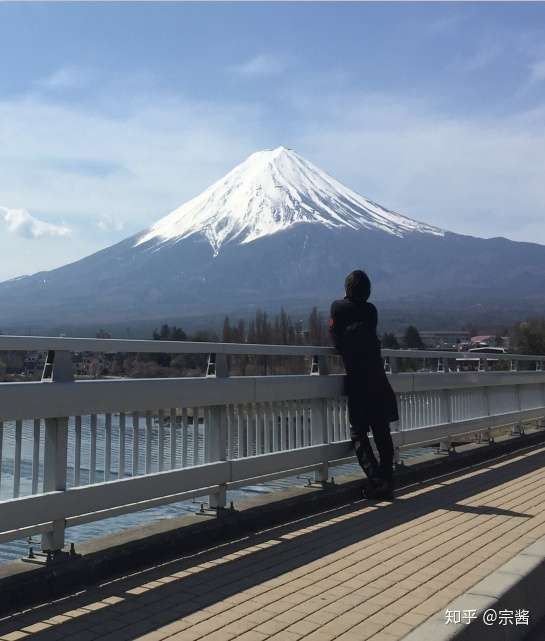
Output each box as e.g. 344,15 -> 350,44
295,400 -> 302,448
74,415 -> 82,486
158,409 -> 165,471
243,404 -> 249,456
293,401 -> 299,448
0,420 -> 3,494
119,412 -> 126,479
226,404 -> 234,459
105,413 -> 112,481
239,404 -> 244,458
13,420 -> 22,498
336,400 -> 343,441
284,402 -> 291,450
255,403 -> 262,455
170,408 -> 177,469
132,411 -> 139,477
244,405 -> 251,457
145,411 -> 152,474
263,403 -> 270,453
90,414 -> 97,484
192,408 -> 199,466
277,403 -> 284,451
32,418 -> 40,494
332,400 -> 337,440
271,402 -> 278,452
181,407 -> 188,467
204,407 -> 211,463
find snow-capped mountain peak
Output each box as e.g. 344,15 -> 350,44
135,146 -> 444,254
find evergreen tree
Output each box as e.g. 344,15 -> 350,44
404,325 -> 425,349
308,307 -> 325,345
222,316 -> 232,342
381,332 -> 400,349
511,319 -> 545,355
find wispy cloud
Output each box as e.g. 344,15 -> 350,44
455,44 -> 502,73
528,58 -> 545,85
37,66 -> 90,90
426,14 -> 465,36
97,215 -> 125,232
229,54 -> 287,77
0,206 -> 72,239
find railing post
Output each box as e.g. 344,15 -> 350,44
310,399 -> 329,482
310,355 -> 329,376
40,349 -> 73,553
42,417 -> 68,552
310,354 -> 330,482
207,353 -> 228,378
388,357 -> 399,374
208,405 -> 227,510
207,352 -> 229,510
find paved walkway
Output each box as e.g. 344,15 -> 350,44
2,445 -> 545,641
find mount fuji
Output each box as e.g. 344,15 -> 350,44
1,146 -> 545,329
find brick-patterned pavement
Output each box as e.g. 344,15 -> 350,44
2,445 -> 545,641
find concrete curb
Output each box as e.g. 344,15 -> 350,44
402,535 -> 545,641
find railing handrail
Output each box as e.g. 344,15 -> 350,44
0,335 -> 543,362
2,371 -> 545,422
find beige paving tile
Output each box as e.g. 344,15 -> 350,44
6,449 -> 545,641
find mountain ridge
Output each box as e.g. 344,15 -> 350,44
1,147 -> 544,329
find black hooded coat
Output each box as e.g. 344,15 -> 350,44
329,298 -> 399,429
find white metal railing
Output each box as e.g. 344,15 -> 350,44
0,335 -> 544,554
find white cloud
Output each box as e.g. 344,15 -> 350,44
230,54 -> 287,77
0,206 -> 72,239
2,81 -> 545,280
290,93 -> 545,243
0,93 -> 262,279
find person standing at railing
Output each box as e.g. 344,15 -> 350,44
329,270 -> 399,500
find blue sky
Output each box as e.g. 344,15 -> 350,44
1,2 -> 545,280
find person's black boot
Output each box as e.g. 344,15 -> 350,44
362,473 -> 385,499
374,477 -> 394,501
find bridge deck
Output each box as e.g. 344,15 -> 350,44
2,445 -> 545,641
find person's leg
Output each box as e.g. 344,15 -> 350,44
350,427 -> 380,480
369,419 -> 395,491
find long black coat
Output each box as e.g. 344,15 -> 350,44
329,298 -> 399,428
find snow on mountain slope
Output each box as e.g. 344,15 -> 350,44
136,146 -> 444,255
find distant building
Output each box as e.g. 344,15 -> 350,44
23,351 -> 46,376
470,335 -> 510,350
394,330 -> 470,350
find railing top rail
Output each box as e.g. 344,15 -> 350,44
0,334 -> 543,361
381,348 -> 542,362
0,335 -> 332,356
